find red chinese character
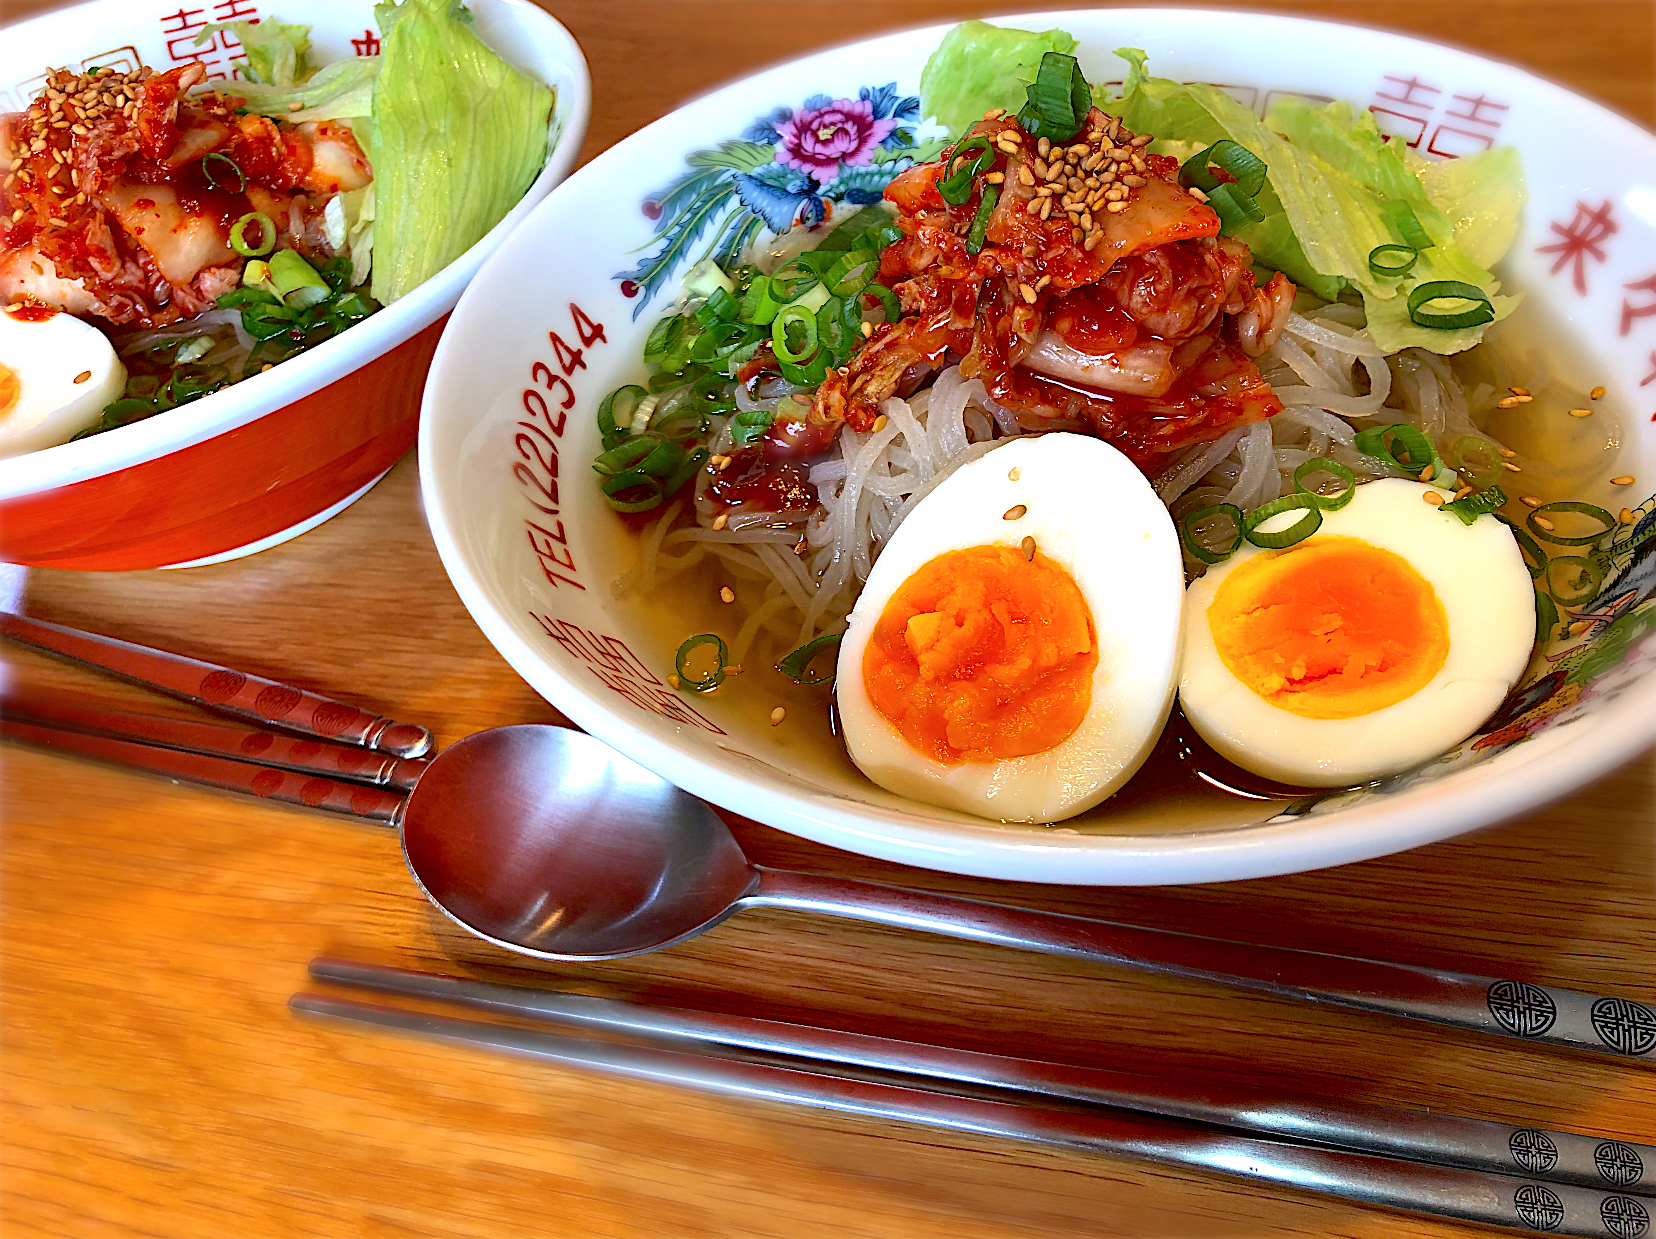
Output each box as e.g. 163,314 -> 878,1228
1445,93 -> 1509,129
1375,74 -> 1442,109
1621,275 -> 1656,337
351,29 -> 381,56
158,5 -> 206,33
1536,200 -> 1618,296
1642,350 -> 1656,386
1426,124 -> 1495,158
1369,74 -> 1442,146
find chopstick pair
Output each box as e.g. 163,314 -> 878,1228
296,958 -> 1654,1237
0,611 -> 432,822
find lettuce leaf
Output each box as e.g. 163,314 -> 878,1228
200,19 -> 376,121
369,0 -> 554,302
1097,48 -> 1524,354
919,20 -> 1077,135
198,19 -> 314,86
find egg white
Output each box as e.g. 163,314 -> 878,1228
0,309 -> 126,458
1179,477 -> 1536,787
835,432 -> 1184,823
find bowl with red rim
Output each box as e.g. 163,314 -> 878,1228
0,0 -> 588,571
421,9 -> 1656,885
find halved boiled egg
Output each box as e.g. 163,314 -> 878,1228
835,432 -> 1184,823
0,307 -> 126,458
1179,477 -> 1535,787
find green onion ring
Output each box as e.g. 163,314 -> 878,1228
661,446 -> 710,497
600,469 -> 666,513
768,258 -> 820,304
824,247 -> 877,297
702,286 -> 740,322
1407,281 -> 1495,330
1179,139 -> 1268,197
1450,435 -> 1504,489
1527,500 -> 1616,547
966,181 -> 1000,255
200,151 -> 246,193
777,632 -> 842,686
1494,513 -> 1549,579
771,305 -> 819,365
1382,200 -> 1434,250
674,632 -> 729,691
1015,51 -> 1092,142
1243,493 -> 1324,549
230,212 -> 276,258
1292,456 -> 1357,510
862,282 -> 900,323
937,137 -> 995,206
1353,423 -> 1439,473
731,406 -> 776,446
1534,587 -> 1560,637
1439,484 -> 1507,526
1179,502 -> 1245,564
1543,555 -> 1604,607
1368,243 -> 1418,278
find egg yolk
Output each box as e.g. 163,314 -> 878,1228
1208,536 -> 1449,720
0,363 -> 18,417
862,544 -> 1098,765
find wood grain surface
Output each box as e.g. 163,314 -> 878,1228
3,2 -> 1654,1236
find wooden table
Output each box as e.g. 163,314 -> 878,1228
4,2 -> 1653,1236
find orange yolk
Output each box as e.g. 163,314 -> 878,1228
0,363 -> 18,417
862,544 -> 1098,766
1208,536 -> 1449,720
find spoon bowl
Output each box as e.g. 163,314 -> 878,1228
399,726 -> 756,959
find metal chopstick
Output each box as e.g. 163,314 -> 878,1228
308,957 -> 1654,1197
0,715 -> 404,824
290,988 -> 1648,1237
1,691 -> 428,791
0,610 -> 432,758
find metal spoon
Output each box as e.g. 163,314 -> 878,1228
398,725 -> 1656,1068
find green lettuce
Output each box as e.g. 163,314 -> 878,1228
919,20 -> 1077,135
200,20 -> 377,122
1097,48 -> 1524,354
369,0 -> 554,302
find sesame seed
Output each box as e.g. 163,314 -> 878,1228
719,586 -> 735,604
1007,467 -> 1021,481
1025,198 -> 1043,217
1106,200 -> 1129,214
1422,490 -> 1445,506
1019,283 -> 1037,304
1620,508 -> 1635,525
1003,504 -> 1027,521
1501,461 -> 1522,472
871,415 -> 888,433
1454,486 -> 1473,500
1017,165 -> 1035,187
1036,137 -> 1050,157
712,512 -> 728,530
1590,385 -> 1607,400
1611,475 -> 1635,486
1520,495 -> 1542,507
769,706 -> 786,727
1510,386 -> 1530,396
997,129 -> 1021,145
860,320 -> 873,338
1417,465 -> 1435,482
1568,406 -> 1593,418
997,139 -> 1019,155
1498,448 -> 1517,458
667,673 -> 681,689
1496,395 -> 1523,409
1532,516 -> 1555,530
1188,186 -> 1209,203
983,107 -> 1006,120
1569,620 -> 1591,636
985,171 -> 1005,184
288,101 -> 303,111
1083,231 -> 1103,251
1130,133 -> 1153,147
1039,197 -> 1052,220
1020,536 -> 1036,560
73,369 -> 91,384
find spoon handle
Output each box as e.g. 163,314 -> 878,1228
746,868 -> 1656,1068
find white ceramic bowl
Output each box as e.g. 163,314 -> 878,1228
421,9 -> 1656,885
0,0 -> 588,569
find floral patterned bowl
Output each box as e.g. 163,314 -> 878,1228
420,9 -> 1656,885
0,0 -> 587,570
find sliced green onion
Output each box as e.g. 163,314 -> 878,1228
966,181 -> 1000,255
318,255 -> 353,293
650,403 -> 707,443
1534,586 -> 1559,638
1292,456 -> 1357,510
326,291 -> 376,323
1543,555 -> 1604,607
645,313 -> 690,363
1179,139 -> 1267,198
1382,200 -> 1433,249
601,468 -> 666,514
239,300 -> 302,340
739,275 -> 783,326
776,351 -> 830,388
777,632 -> 842,686
769,258 -> 820,304
731,406 -> 776,447
1495,513 -> 1549,579
1527,500 -> 1616,547
1439,485 -> 1506,526
771,305 -> 819,365
230,212 -> 276,258
937,136 -> 994,206
268,248 -> 330,309
824,246 -> 877,296
175,336 -> 213,364
593,434 -> 665,477
217,287 -> 280,310
1450,436 -> 1504,489
816,207 -> 898,253
1015,51 -> 1091,142
1407,280 -> 1495,330
1179,503 -> 1245,564
661,446 -> 709,497
1203,184 -> 1265,234
1353,423 -> 1439,473
200,152 -> 246,193
1243,493 -> 1324,549
597,385 -> 646,448
814,296 -> 856,365
701,286 -> 741,322
862,282 -> 900,323
674,633 -> 729,691
1368,243 -> 1418,278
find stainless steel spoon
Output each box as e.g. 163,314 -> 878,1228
397,725 -> 1656,1068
